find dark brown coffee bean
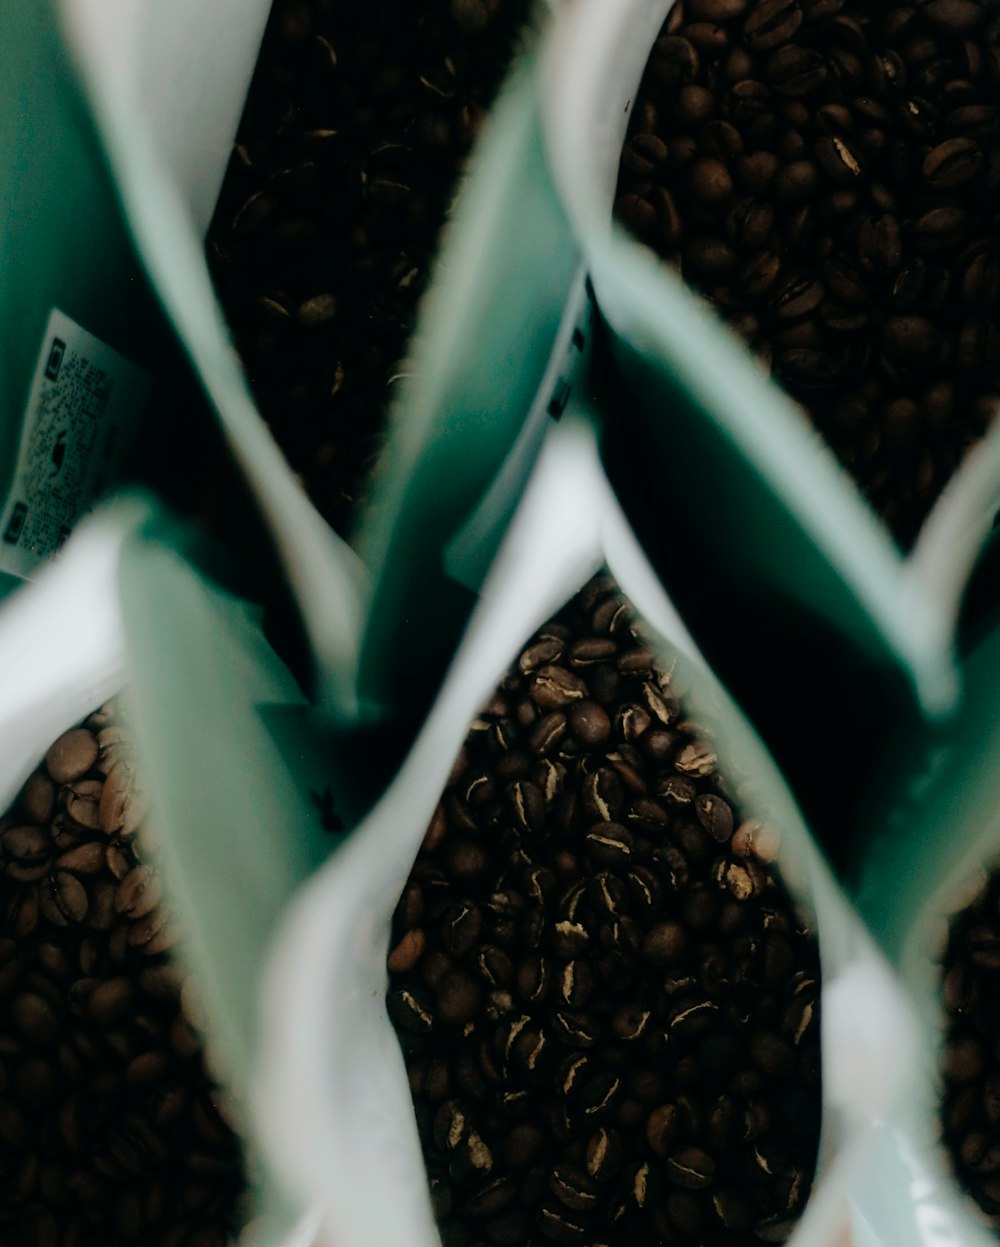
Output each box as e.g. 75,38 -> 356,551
766,44 -> 828,94
388,927 -> 427,974
773,274 -> 824,318
815,134 -> 864,181
962,248 -> 1000,309
438,971 -> 482,1028
921,0 -> 984,34
549,1164 -> 598,1212
665,1146 -> 717,1189
744,0 -> 803,49
690,0 -> 751,19
915,207 -> 970,251
584,824 -> 634,869
652,36 -> 702,91
87,977 -> 134,1027
923,136 -> 983,187
530,712 -> 567,756
536,1205 -> 587,1243
740,249 -> 783,296
948,104 -> 998,138
389,986 -> 435,1034
684,237 -> 737,278
516,955 -> 552,1004
690,157 -> 735,205
559,960 -> 593,1009
531,667 -> 588,710
441,901 -> 483,958
615,193 -> 657,239
550,1010 -> 600,1048
958,319 -> 1000,375
566,700 -> 611,748
620,134 -> 670,179
726,197 -> 774,249
11,992 -> 60,1045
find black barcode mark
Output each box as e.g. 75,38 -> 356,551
44,338 -> 66,382
3,503 -> 27,545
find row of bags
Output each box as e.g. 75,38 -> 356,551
4,0 -> 1000,1245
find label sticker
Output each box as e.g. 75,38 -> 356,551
0,310 -> 151,579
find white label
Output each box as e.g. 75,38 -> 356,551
0,309 -> 151,579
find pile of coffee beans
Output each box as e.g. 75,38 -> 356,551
0,704 -> 246,1247
387,575 -> 822,1247
207,0 -> 531,536
615,0 -> 1000,547
940,865 -> 1000,1229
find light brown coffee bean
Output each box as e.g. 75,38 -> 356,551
116,865 -> 160,919
99,763 -> 146,837
40,871 -> 88,926
45,729 -> 98,783
64,779 -> 104,831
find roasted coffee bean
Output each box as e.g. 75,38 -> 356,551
388,578 -> 821,1246
205,0 -> 531,534
63,780 -> 104,832
39,872 -> 88,927
923,136 -> 983,187
744,0 -> 804,49
45,730 -> 98,784
99,763 -> 145,837
665,1146 -> 717,1190
0,711 -> 247,1236
615,0 -> 1000,544
646,1103 -> 679,1157
388,927 -> 427,975
2,826 -> 52,883
939,864 -> 1000,1226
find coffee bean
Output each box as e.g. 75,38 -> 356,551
566,701 -> 611,748
921,0 -> 984,35
767,44 -> 828,93
665,1146 -> 717,1190
531,667 -> 589,711
615,0 -> 1000,542
54,841 -> 104,877
87,977 -> 134,1027
39,871 -> 88,927
915,206 -> 970,251
924,135 -> 984,186
45,730 -> 98,784
744,0 -> 804,49
389,580 -> 820,1246
11,992 -> 60,1045
388,927 -> 427,974
690,157 -> 735,204
20,774 -> 55,825
116,865 -> 160,920
390,986 -> 436,1034
537,1204 -> 587,1243
958,319 -> 1000,375
2,826 -> 52,883
63,780 -> 104,832
99,763 -> 145,837
962,248 -> 1000,309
